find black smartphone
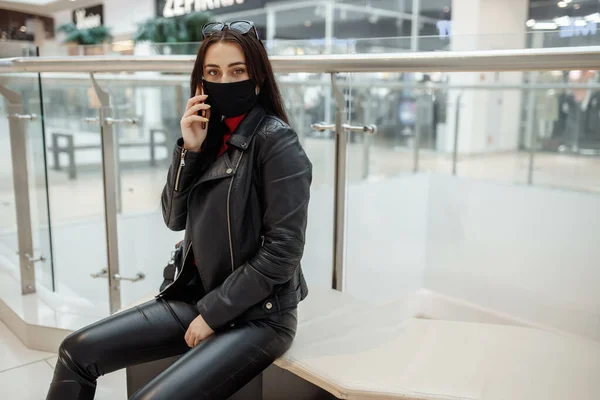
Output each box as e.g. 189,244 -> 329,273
197,85 -> 207,129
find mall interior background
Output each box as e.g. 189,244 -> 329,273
0,0 -> 599,353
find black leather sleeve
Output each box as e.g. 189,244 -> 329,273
196,126 -> 312,330
161,138 -> 209,231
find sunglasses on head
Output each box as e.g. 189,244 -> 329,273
202,20 -> 260,40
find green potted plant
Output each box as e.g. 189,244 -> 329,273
134,12 -> 212,55
57,23 -> 112,55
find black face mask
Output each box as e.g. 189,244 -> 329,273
203,79 -> 258,118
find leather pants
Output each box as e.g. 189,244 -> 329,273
45,298 -> 297,400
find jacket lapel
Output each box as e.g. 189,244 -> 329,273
227,103 -> 266,151
192,104 -> 265,186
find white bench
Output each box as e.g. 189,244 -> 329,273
123,287 -> 600,400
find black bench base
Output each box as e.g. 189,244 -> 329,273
126,357 -> 337,400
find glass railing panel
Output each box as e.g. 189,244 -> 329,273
0,54 -> 54,297
343,68 -> 600,343
39,72 -> 111,318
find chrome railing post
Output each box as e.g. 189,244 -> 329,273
331,73 -> 347,291
452,92 -> 463,176
311,115 -> 377,292
0,83 -> 36,294
413,94 -> 425,173
525,81 -> 537,185
363,131 -> 372,180
89,73 -> 122,314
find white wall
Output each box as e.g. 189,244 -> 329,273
424,175 -> 600,341
345,174 -> 430,304
52,9 -> 72,45
103,0 -> 155,37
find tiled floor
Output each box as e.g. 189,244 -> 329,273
0,320 -> 127,400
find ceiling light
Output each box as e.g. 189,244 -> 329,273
574,19 -> 587,26
564,0 -> 572,3
526,19 -> 536,27
585,12 -> 600,22
20,26 -> 27,32
533,22 -> 558,30
368,14 -> 379,24
557,1 -> 567,7
304,20 -> 312,28
574,4 -> 580,9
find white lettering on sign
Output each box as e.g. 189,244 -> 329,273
174,0 -> 185,16
74,9 -> 102,29
163,0 -> 245,17
163,0 -> 175,17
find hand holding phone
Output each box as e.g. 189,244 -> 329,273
180,86 -> 210,152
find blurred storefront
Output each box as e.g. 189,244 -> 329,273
0,7 -> 54,57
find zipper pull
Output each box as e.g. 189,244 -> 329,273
180,149 -> 187,167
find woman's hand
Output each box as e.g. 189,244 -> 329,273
184,314 -> 215,347
180,87 -> 210,152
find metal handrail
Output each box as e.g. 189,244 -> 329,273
1,46 -> 599,73
3,72 -> 600,91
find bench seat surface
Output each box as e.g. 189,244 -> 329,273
121,288 -> 600,400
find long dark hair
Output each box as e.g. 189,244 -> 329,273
190,29 -> 289,124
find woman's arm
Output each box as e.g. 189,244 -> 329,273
161,138 -> 210,231
162,91 -> 211,231
196,126 -> 312,330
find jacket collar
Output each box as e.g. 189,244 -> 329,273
226,103 -> 266,150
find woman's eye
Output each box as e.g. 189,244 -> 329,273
233,69 -> 245,75
207,70 -> 218,76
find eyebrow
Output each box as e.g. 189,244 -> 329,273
204,62 -> 246,68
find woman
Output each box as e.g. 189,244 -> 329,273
46,20 -> 312,400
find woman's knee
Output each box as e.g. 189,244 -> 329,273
57,330 -> 100,382
59,331 -> 85,361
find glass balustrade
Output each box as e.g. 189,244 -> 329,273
0,46 -> 598,342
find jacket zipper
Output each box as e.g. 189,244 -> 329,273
176,241 -> 192,280
174,148 -> 187,192
227,152 -> 244,273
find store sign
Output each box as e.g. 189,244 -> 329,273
72,5 -> 103,29
559,21 -> 597,38
157,0 -> 264,18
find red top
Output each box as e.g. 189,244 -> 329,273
218,114 -> 247,157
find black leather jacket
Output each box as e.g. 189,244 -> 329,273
156,104 -> 312,331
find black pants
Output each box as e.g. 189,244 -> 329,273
45,298 -> 297,400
